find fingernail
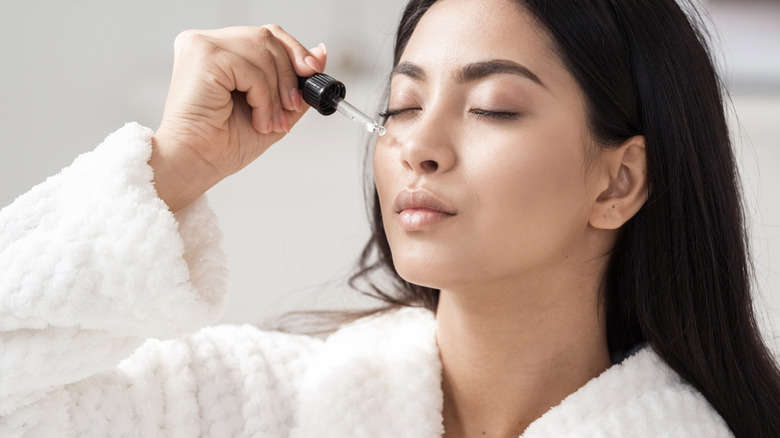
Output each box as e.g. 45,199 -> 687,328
318,42 -> 327,55
266,117 -> 274,134
305,55 -> 322,72
290,87 -> 302,112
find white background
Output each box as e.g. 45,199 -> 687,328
1,0 -> 778,346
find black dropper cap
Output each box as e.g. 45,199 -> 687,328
297,73 -> 346,116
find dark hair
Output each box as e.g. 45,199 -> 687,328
349,0 -> 780,436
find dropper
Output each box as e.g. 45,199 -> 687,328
297,74 -> 386,136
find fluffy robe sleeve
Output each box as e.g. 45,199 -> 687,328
0,123 -> 322,436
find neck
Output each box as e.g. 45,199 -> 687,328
436,271 -> 611,438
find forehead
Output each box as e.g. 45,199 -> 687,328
400,0 -> 562,82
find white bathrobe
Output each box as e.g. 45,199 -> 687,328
0,124 -> 732,437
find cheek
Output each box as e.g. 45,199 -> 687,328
467,129 -> 592,261
473,126 -> 585,202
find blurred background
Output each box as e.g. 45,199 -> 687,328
1,0 -> 778,345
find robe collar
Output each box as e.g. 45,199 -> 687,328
291,307 -> 731,437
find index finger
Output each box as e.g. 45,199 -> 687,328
261,24 -> 325,77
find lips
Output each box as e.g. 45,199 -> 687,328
393,189 -> 456,231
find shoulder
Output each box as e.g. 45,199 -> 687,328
522,347 -> 733,437
327,306 -> 437,344
115,307 -> 436,399
116,307 -> 434,390
306,306 -> 438,383
290,306 -> 445,437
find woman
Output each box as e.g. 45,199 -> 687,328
1,0 -> 778,436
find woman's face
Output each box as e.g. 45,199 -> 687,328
374,0 -> 605,292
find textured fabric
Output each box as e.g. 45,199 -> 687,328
0,123 -> 733,437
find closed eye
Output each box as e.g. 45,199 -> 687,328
469,109 -> 520,120
379,107 -> 420,120
380,108 -> 520,121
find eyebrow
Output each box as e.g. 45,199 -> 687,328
391,59 -> 547,89
391,62 -> 426,81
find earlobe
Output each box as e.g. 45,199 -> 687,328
589,136 -> 648,230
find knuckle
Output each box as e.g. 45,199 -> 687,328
174,30 -> 214,56
254,26 -> 275,42
263,23 -> 283,33
174,29 -> 198,48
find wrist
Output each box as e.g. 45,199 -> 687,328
149,133 -> 220,213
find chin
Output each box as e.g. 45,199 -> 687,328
386,232 -> 482,290
391,254 -> 457,291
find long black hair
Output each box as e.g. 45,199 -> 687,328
348,0 -> 780,436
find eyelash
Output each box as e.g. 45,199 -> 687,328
379,107 -> 520,121
470,109 -> 520,120
379,108 -> 417,119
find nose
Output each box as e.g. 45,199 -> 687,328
399,111 -> 456,175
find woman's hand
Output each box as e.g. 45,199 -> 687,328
149,25 -> 327,212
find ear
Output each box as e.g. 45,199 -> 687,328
589,136 -> 648,230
